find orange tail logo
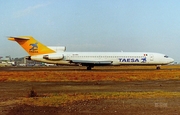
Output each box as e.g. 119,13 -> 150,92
8,36 -> 55,56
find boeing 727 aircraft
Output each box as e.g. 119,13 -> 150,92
8,36 -> 174,70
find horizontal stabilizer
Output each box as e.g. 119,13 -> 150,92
8,36 -> 30,41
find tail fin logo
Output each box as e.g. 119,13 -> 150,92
29,42 -> 38,53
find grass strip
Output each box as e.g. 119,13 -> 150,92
19,91 -> 180,107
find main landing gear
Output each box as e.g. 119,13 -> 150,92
156,65 -> 161,70
86,66 -> 94,70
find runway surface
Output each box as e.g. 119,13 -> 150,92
0,65 -> 178,71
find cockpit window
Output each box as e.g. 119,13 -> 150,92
164,55 -> 168,58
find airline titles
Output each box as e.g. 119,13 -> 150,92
119,58 -> 139,62
119,57 -> 146,63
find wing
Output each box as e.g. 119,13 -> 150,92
70,60 -> 113,66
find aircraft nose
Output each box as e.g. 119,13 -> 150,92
169,58 -> 174,63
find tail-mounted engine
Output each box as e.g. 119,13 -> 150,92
43,54 -> 64,60
48,46 -> 66,52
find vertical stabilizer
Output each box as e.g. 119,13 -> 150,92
8,36 -> 55,56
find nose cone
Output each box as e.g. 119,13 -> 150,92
168,58 -> 174,64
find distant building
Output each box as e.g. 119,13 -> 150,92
0,56 -> 48,67
0,56 -> 15,66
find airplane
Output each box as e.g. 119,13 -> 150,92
8,36 -> 174,70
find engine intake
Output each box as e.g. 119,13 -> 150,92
26,56 -> 31,60
48,46 -> 66,52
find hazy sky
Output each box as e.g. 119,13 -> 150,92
0,0 -> 180,62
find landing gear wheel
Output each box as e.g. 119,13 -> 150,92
156,65 -> 161,70
87,66 -> 92,70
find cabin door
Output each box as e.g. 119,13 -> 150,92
66,54 -> 70,60
150,54 -> 154,61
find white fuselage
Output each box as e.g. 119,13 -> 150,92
30,52 -> 174,66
